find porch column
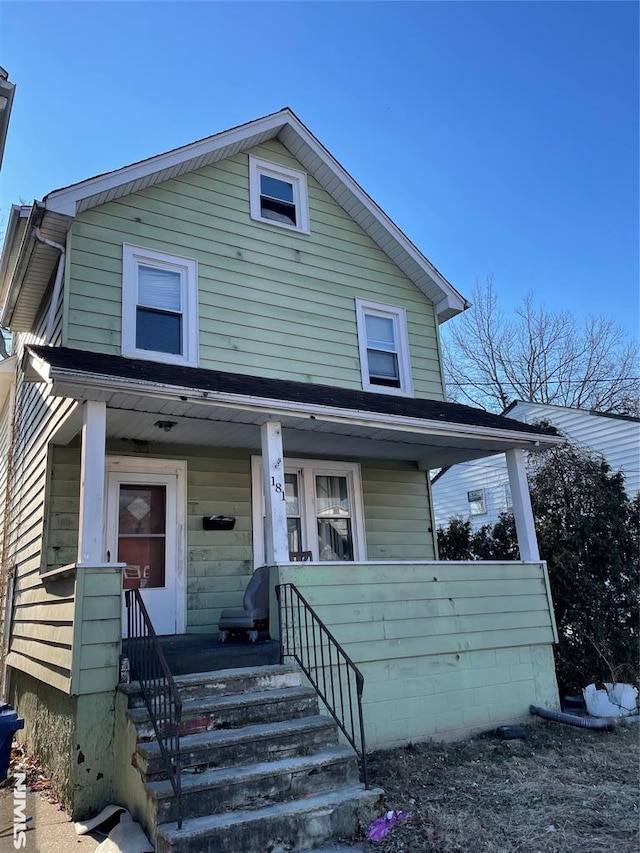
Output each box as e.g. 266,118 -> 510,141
77,400 -> 106,565
260,420 -> 289,564
505,448 -> 540,562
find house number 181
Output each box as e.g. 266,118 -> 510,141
271,477 -> 286,500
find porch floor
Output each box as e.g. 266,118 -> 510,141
123,633 -> 280,676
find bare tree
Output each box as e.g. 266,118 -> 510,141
442,277 -> 639,414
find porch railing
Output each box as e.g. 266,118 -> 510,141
124,589 -> 183,828
276,582 -> 368,788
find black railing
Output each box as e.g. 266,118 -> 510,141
124,589 -> 183,829
276,583 -> 368,788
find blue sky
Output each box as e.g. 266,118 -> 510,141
1,1 -> 638,336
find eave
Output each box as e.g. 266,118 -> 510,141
0,204 -> 72,331
25,346 -> 562,469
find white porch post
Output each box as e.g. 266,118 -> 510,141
260,420 -> 289,564
77,400 -> 107,565
505,448 -> 540,562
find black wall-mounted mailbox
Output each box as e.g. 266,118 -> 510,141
202,515 -> 236,531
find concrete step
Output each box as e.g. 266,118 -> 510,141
147,746 -> 359,824
155,784 -> 384,853
163,640 -> 280,675
128,685 -> 320,740
121,663 -> 302,708
123,635 -> 280,676
137,714 -> 339,780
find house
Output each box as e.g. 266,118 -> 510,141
432,400 -> 640,532
0,109 -> 562,844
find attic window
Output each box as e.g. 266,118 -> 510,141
249,156 -> 310,234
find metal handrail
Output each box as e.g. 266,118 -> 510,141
276,583 -> 368,788
124,589 -> 183,828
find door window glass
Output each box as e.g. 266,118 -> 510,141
118,484 -> 167,589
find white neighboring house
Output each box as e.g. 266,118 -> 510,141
432,401 -> 640,532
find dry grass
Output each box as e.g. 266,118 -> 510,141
366,720 -> 639,852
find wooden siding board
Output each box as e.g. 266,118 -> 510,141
5,652 -> 71,693
76,667 -> 118,695
10,638 -> 72,670
5,311 -> 78,690
13,621 -> 74,645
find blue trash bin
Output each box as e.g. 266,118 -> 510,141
0,703 -> 25,783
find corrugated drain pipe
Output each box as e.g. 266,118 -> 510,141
530,704 -> 614,730
34,228 -> 65,344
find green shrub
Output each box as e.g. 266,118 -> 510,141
436,445 -> 640,695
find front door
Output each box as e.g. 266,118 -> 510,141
105,457 -> 186,636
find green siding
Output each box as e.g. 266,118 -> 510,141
64,139 -> 445,399
5,308 -> 77,693
276,562 -> 559,746
361,461 -> 435,560
72,566 -> 122,695
47,445 -> 436,632
0,395 -> 12,589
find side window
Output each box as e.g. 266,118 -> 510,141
249,156 -> 310,234
467,488 -> 487,516
122,245 -> 198,366
355,299 -> 413,396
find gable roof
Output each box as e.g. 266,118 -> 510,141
1,108 -> 469,331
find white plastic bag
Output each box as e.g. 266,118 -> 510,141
583,682 -> 638,717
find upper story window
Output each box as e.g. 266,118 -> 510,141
355,299 -> 413,396
249,156 -> 310,234
122,244 -> 198,367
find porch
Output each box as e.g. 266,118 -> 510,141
7,347 -> 564,818
47,551 -> 559,747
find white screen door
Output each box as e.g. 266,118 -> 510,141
105,459 -> 186,636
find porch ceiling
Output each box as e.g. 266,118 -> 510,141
28,346 -> 562,470
55,401 -> 535,468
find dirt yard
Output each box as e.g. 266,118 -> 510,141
366,719 -> 639,852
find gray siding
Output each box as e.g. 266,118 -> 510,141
432,402 -> 640,531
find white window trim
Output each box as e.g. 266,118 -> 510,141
122,243 -> 199,367
249,155 -> 310,234
251,456 -> 366,568
355,298 -> 414,397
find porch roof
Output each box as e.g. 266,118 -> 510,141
26,345 -> 562,468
